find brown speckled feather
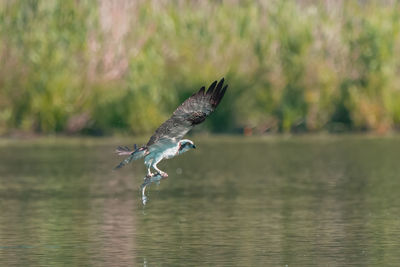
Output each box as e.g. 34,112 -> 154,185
146,78 -> 227,147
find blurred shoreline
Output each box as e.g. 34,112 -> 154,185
2,1 -> 400,135
1,132 -> 400,147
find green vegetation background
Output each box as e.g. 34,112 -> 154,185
1,0 -> 400,135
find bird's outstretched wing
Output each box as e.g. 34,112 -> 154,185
146,78 -> 228,148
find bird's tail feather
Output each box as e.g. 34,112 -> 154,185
115,145 -> 135,156
114,145 -> 147,170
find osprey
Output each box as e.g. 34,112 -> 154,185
114,78 -> 228,178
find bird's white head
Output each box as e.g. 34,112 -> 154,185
178,139 -> 196,154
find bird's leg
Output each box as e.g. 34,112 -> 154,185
146,166 -> 154,178
153,163 -> 168,178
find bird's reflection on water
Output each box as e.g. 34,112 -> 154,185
140,173 -> 166,205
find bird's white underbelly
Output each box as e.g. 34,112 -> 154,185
162,144 -> 180,159
144,143 -> 179,166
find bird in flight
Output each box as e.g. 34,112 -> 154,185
114,78 -> 228,178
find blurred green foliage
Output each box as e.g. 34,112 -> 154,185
1,0 -> 400,135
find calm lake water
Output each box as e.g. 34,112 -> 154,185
0,136 -> 400,266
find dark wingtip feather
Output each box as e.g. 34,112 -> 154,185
206,80 -> 218,94
218,84 -> 228,103
198,86 -> 205,95
214,84 -> 228,107
214,78 -> 225,96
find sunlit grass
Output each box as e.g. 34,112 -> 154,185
1,0 -> 400,135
